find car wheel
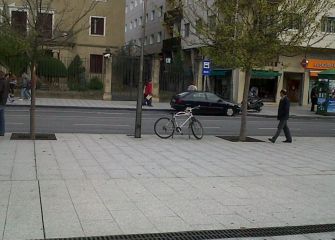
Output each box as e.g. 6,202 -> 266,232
226,108 -> 234,116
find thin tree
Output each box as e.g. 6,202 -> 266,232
0,0 -> 98,139
170,0 -> 335,141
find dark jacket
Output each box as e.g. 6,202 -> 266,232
277,96 -> 290,120
0,77 -> 9,106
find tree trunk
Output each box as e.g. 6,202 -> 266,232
30,63 -> 37,140
239,68 -> 251,141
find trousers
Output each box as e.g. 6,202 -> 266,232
0,107 -> 5,135
272,119 -> 292,142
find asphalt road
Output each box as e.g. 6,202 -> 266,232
4,106 -> 335,137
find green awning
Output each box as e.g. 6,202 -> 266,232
318,68 -> 335,80
252,70 -> 281,79
210,68 -> 231,76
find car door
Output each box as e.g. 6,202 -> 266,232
205,92 -> 225,114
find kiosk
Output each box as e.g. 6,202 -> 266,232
317,69 -> 335,115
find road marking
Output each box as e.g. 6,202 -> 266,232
204,127 -> 220,129
73,124 -> 129,127
258,127 -> 301,131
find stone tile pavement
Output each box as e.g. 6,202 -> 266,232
0,134 -> 335,239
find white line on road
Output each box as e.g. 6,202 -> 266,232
258,127 -> 301,131
73,124 -> 130,127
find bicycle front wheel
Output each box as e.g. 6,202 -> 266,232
190,118 -> 203,139
154,117 -> 175,139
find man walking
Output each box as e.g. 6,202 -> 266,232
269,89 -> 292,143
0,71 -> 9,136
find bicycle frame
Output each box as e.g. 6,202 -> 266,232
173,110 -> 193,131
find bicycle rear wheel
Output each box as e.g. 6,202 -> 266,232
154,117 -> 175,139
190,118 -> 203,139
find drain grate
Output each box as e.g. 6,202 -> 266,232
216,136 -> 265,142
39,223 -> 335,240
10,133 -> 57,140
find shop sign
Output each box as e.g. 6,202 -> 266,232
305,59 -> 335,70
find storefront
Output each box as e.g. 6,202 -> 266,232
283,72 -> 304,103
316,69 -> 335,115
250,70 -> 281,102
304,59 -> 335,104
209,68 -> 232,100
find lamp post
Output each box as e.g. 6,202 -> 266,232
134,0 -> 147,138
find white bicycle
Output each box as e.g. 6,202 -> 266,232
154,106 -> 203,139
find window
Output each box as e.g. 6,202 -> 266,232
158,6 -> 163,18
139,16 -> 142,26
11,10 -> 27,36
134,0 -> 137,7
185,92 -> 206,100
206,93 -> 221,102
130,21 -> 133,30
90,16 -> 105,35
90,54 -> 103,73
321,17 -> 335,33
144,36 -> 147,45
208,15 -> 216,30
150,10 -> 155,21
284,13 -> 302,30
37,12 -> 53,39
196,19 -> 203,33
130,1 -> 134,10
125,24 -> 127,32
134,19 -> 137,28
146,13 -> 148,22
157,32 -> 162,42
184,23 -> 190,37
149,34 -> 154,44
125,5 -> 128,13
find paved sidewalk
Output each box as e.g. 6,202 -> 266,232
7,97 -> 335,119
0,134 -> 335,239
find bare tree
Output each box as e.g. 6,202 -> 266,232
169,0 -> 335,141
0,0 -> 98,139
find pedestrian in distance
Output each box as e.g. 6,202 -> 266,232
310,85 -> 318,112
187,82 -> 197,91
268,89 -> 292,143
20,72 -> 31,100
143,80 -> 153,106
0,71 -> 9,136
8,74 -> 17,103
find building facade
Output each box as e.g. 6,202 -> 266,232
1,0 -> 125,88
125,0 -> 165,55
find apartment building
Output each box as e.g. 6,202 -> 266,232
178,1 -> 335,106
1,0 -> 125,80
125,0 -> 165,55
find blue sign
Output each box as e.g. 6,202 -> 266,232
327,98 -> 335,113
202,60 -> 211,76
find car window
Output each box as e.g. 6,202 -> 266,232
206,93 -> 221,102
184,92 -> 206,101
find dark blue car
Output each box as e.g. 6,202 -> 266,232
170,91 -> 240,116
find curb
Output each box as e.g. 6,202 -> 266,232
6,104 -> 174,112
